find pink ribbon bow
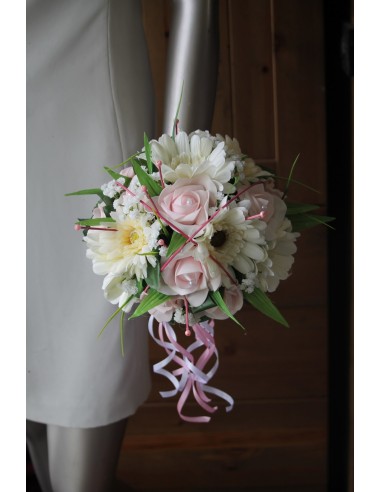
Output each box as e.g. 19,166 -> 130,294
148,315 -> 234,423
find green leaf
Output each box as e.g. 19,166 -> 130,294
286,203 -> 320,215
271,174 -> 320,194
191,295 -> 217,314
210,290 -> 244,329
144,133 -> 153,174
110,152 -> 141,170
166,232 -> 187,258
145,262 -> 160,290
244,289 -> 289,327
129,288 -> 171,319
120,310 -> 126,357
289,213 -> 335,232
131,159 -> 162,197
102,195 -> 115,217
66,188 -> 115,217
65,188 -> 104,198
283,153 -> 300,197
103,166 -> 131,187
135,278 -> 145,296
97,296 -> 133,338
75,217 -> 116,226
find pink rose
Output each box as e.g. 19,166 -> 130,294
119,166 -> 135,178
205,285 -> 243,320
240,182 -> 287,241
158,245 -> 221,307
148,297 -> 182,322
240,183 -> 275,221
92,204 -> 106,218
152,176 -> 218,236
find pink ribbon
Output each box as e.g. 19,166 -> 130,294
148,315 -> 234,423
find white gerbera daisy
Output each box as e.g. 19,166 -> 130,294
254,218 -> 300,292
102,274 -> 139,312
239,158 -> 273,184
150,131 -> 234,190
84,212 -> 159,279
202,205 -> 268,275
215,133 -> 243,160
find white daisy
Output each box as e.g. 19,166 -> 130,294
215,133 -> 243,160
150,131 -> 234,190
102,274 -> 139,312
254,218 -> 300,292
202,204 -> 268,275
239,158 -> 273,184
84,212 -> 159,279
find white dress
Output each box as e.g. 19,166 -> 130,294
26,0 -> 154,428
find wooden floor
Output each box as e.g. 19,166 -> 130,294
115,397 -> 327,491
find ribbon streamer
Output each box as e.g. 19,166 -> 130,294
148,315 -> 234,423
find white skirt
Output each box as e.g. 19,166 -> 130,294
26,0 -> 154,427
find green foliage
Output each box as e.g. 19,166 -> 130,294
120,310 -> 126,357
191,295 -> 217,314
145,262 -> 161,290
129,288 -> 171,319
243,289 -> 289,327
166,232 -> 187,258
135,278 -> 144,296
97,296 -> 133,338
103,166 -> 131,186
131,159 -> 162,197
210,290 -> 244,329
288,213 -> 335,232
283,153 -> 300,198
286,201 -> 335,232
65,187 -> 114,216
65,188 -> 104,198
144,133 -> 153,174
286,203 -> 320,215
75,217 -> 115,226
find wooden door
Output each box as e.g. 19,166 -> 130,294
118,1 -> 328,490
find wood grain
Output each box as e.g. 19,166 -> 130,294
228,0 -> 276,160
273,0 -> 327,204
118,398 -> 327,490
211,0 -> 233,137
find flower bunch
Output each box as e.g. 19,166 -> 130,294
68,129 -> 333,421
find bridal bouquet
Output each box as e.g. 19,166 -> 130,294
67,129 -> 333,422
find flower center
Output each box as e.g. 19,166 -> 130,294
120,228 -> 140,246
211,230 -> 227,248
182,196 -> 195,206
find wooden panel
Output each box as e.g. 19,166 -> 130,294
270,222 -> 328,307
228,0 -> 276,160
273,0 -> 327,204
118,398 -> 327,490
211,0 -> 233,136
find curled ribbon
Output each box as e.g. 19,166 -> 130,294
148,315 -> 234,423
